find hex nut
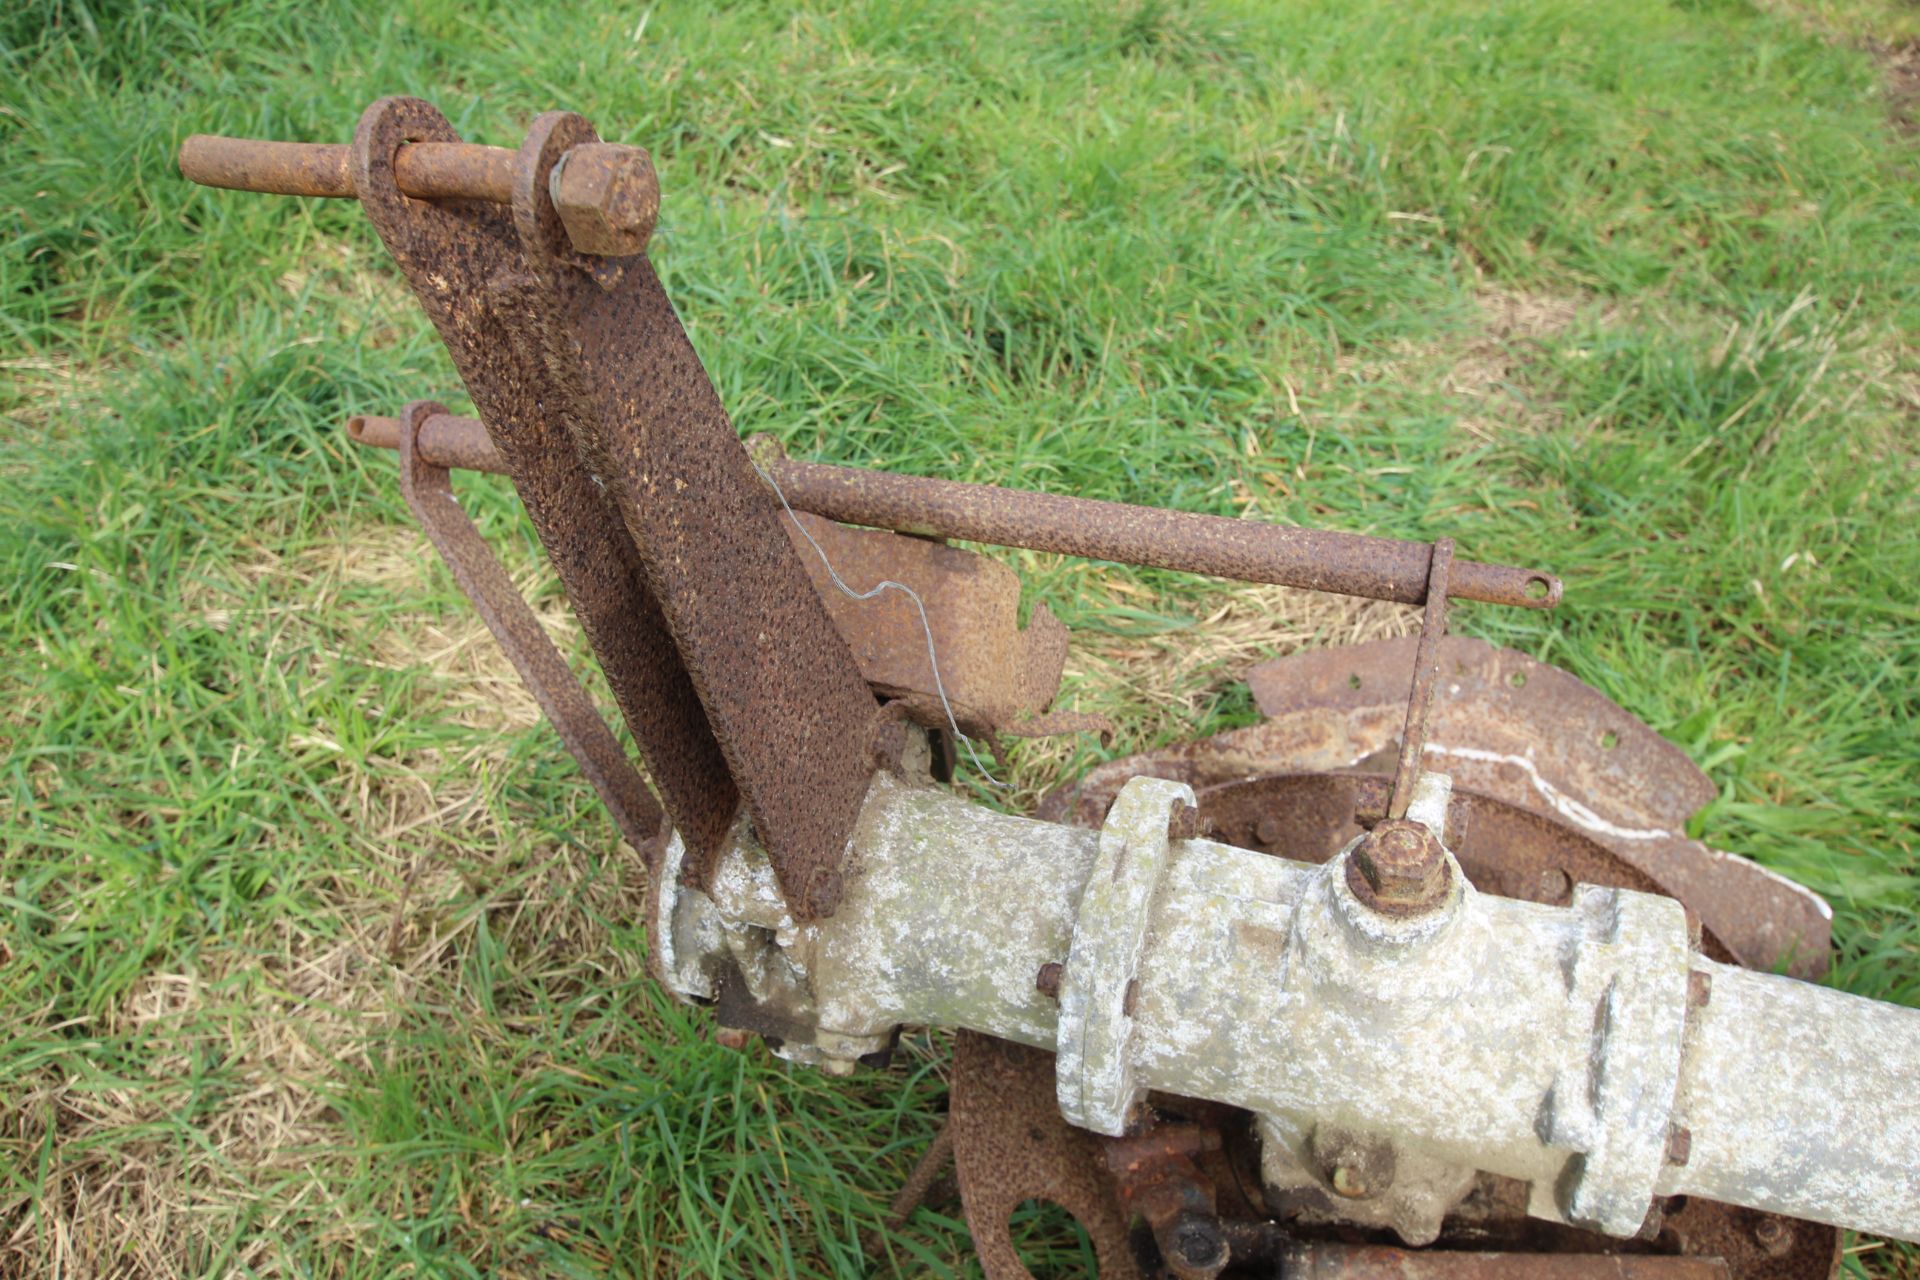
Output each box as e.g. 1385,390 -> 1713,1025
549,142 -> 660,257
1347,818 -> 1450,914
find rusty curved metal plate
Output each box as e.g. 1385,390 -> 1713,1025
1245,637 -> 1830,978
782,511 -> 1070,738
951,1031 -> 1143,1280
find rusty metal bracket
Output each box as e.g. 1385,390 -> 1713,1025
1387,537 -> 1453,821
345,97 -> 741,883
505,111 -> 879,918
392,399 -> 661,854
950,1031 -> 1142,1280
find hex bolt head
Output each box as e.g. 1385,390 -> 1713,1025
1347,818 -> 1451,914
1165,1212 -> 1229,1278
549,142 -> 660,257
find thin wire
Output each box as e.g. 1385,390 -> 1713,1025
751,458 -> 1005,788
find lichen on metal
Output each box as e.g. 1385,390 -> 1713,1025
654,758 -> 1920,1248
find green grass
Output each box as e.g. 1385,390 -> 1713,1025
3,0 -> 1918,1275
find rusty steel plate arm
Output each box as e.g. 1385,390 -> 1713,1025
188,100 -> 884,918
504,111 -> 880,918
342,98 -> 742,878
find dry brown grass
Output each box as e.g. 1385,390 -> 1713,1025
3,518 -> 652,1280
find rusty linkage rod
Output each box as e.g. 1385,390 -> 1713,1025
345,413 -> 1563,611
180,135 -> 517,202
181,131 -> 660,257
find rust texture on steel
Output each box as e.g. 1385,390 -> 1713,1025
748,443 -> 1559,614
349,413 -> 503,476
1246,636 -> 1832,978
339,412 -> 1561,610
181,131 -> 658,256
1278,1243 -> 1731,1279
1387,537 -> 1453,820
1102,1125 -> 1229,1280
783,510 -> 1073,737
950,1030 -> 1142,1280
506,111 -> 877,918
347,98 -> 740,875
1346,817 -> 1453,918
391,400 -> 661,852
755,442 -> 1562,610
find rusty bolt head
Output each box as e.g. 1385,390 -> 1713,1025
1167,802 -> 1203,842
1036,961 -> 1064,1000
1664,1125 -> 1691,1167
1165,1212 -> 1229,1278
715,1026 -> 752,1052
801,866 -> 845,918
1347,819 -> 1450,913
550,142 -> 660,257
1753,1217 -> 1793,1257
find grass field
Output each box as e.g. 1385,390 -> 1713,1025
4,0 -> 1920,1276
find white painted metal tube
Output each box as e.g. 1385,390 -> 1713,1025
656,772 -> 1920,1244
1657,958 -> 1920,1243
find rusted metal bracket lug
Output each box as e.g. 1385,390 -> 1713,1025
951,1031 -> 1143,1280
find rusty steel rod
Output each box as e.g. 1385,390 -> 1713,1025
345,413 -> 1562,610
1388,537 -> 1454,821
179,135 -> 516,203
1279,1242 -> 1730,1278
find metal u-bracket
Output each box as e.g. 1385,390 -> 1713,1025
394,399 -> 663,858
